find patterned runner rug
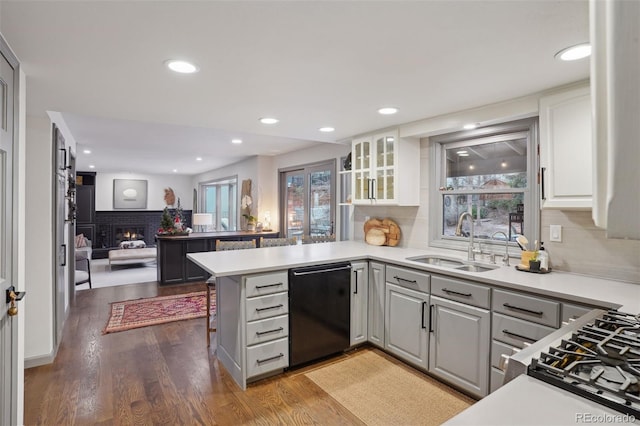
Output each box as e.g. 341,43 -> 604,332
103,290 -> 212,334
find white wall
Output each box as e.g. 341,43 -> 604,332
16,63 -> 26,426
94,172 -> 193,211
23,115 -> 54,362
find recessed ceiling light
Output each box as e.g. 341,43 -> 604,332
165,59 -> 199,74
172,169 -> 178,173
83,149 -> 91,154
378,107 -> 398,115
319,127 -> 335,133
232,139 -> 243,144
555,43 -> 591,61
260,117 -> 279,124
469,165 -> 475,170
196,157 -> 202,161
463,123 -> 478,130
88,164 -> 95,169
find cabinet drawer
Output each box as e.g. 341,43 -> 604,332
246,315 -> 289,346
492,313 -> 555,348
562,303 -> 593,324
493,289 -> 560,328
246,337 -> 289,378
490,367 -> 506,393
431,275 -> 490,309
491,340 -> 517,369
386,265 -> 430,293
246,292 -> 289,321
245,271 -> 288,297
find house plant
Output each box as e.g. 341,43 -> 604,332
243,214 -> 258,232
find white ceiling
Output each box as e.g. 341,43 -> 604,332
0,0 -> 590,175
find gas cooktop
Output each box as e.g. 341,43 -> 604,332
529,310 -> 640,418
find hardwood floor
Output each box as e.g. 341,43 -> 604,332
24,281 -> 365,425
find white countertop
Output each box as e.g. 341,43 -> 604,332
444,375 -> 639,425
187,241 -> 640,313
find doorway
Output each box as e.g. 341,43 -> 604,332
280,160 -> 336,240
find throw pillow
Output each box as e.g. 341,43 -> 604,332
75,234 -> 87,248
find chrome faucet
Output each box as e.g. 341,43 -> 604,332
491,231 -> 510,266
455,212 -> 476,261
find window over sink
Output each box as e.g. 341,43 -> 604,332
429,118 -> 540,254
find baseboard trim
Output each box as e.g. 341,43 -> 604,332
24,348 -> 57,369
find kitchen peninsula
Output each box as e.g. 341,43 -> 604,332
156,230 -> 278,284
188,241 -> 640,394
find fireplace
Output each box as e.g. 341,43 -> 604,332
114,225 -> 146,246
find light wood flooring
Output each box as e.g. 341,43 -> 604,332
24,280 -> 473,425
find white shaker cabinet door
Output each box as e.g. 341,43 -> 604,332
539,84 -> 592,210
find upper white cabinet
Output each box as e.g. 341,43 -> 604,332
539,84 -> 593,210
351,130 -> 420,205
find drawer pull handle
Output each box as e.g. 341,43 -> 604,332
255,282 -> 283,289
442,288 -> 472,297
256,304 -> 284,312
256,327 -> 284,336
502,329 -> 536,343
503,303 -> 543,316
256,353 -> 284,365
394,275 -> 417,284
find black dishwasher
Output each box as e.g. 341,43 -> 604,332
288,262 -> 351,367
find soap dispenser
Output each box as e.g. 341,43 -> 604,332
538,242 -> 549,271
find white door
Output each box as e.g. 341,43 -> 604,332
0,38 -> 19,426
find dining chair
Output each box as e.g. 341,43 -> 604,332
302,234 -> 336,244
259,237 -> 297,247
207,239 -> 257,347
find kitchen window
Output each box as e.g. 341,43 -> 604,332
429,118 -> 539,253
199,176 -> 237,231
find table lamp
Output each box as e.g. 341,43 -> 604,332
192,213 -> 213,232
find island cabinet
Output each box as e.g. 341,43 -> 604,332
157,231 -> 278,284
217,270 -> 289,390
367,261 -> 386,348
384,265 -> 430,369
428,275 -> 491,398
351,129 -> 420,206
350,261 -> 369,346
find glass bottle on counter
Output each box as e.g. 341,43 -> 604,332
538,242 -> 549,271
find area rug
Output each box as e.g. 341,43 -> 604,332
305,350 -> 474,426
103,291 -> 212,334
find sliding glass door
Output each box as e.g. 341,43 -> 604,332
281,160 -> 335,240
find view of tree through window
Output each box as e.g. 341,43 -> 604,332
442,135 -> 528,241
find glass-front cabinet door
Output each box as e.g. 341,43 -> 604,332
350,129 -> 420,206
352,136 -> 371,202
374,132 -> 396,201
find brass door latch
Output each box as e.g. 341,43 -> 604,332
6,286 -> 25,317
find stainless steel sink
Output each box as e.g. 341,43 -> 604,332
406,256 -> 465,267
406,255 -> 497,273
454,264 -> 497,273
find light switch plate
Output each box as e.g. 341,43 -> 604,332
550,225 -> 562,242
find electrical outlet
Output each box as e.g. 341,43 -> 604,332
550,225 -> 562,242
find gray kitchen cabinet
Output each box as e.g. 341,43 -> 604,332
429,295 -> 490,398
385,280 -> 430,369
367,261 -> 386,348
350,261 -> 369,346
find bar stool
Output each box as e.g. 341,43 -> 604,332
259,236 -> 297,247
207,239 -> 257,347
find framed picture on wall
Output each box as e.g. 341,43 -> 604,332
113,179 -> 148,209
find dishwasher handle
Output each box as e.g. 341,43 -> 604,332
291,264 -> 352,276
